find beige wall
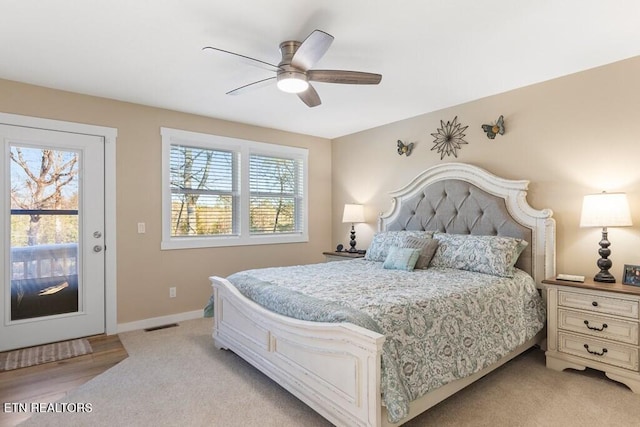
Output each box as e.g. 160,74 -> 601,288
332,56 -> 640,280
3,55 -> 639,325
0,79 -> 332,323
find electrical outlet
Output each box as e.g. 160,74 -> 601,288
169,287 -> 176,298
137,222 -> 146,234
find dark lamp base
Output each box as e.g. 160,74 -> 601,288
348,224 -> 358,253
593,227 -> 616,283
594,271 -> 616,283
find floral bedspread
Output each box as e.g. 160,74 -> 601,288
227,259 -> 545,423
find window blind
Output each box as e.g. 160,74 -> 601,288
169,144 -> 238,236
161,127 -> 308,249
249,154 -> 303,234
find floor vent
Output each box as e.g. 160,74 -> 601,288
144,323 -> 179,332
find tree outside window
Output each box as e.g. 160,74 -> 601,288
10,146 -> 78,247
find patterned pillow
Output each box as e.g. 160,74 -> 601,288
399,236 -> 439,269
365,230 -> 435,262
430,233 -> 528,278
382,246 -> 421,271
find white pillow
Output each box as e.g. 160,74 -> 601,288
364,230 -> 435,262
430,233 -> 528,278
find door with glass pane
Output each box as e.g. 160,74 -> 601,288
0,125 -> 105,352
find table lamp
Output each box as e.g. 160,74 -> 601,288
580,192 -> 632,283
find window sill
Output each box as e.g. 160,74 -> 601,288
161,233 -> 308,250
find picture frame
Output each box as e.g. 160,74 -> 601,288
622,264 -> 640,286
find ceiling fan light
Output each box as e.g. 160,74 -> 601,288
277,73 -> 309,94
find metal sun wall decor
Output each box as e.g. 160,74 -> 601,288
430,116 -> 469,159
396,140 -> 414,156
481,115 -> 505,139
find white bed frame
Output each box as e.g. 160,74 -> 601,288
210,163 -> 556,426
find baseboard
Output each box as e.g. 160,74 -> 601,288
116,310 -> 204,334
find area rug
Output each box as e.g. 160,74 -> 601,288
0,338 -> 93,371
18,318 -> 640,427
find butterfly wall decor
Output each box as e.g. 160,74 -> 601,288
481,115 -> 505,139
397,140 -> 414,156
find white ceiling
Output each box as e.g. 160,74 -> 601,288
1,1 -> 639,139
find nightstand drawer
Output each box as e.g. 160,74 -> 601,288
558,331 -> 639,371
558,308 -> 639,345
558,290 -> 639,319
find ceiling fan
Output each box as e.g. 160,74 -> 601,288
203,29 -> 382,107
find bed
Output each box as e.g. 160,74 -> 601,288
209,162 -> 556,426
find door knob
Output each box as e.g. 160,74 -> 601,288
93,245 -> 103,253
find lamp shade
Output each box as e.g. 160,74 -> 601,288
342,204 -> 365,223
580,192 -> 632,227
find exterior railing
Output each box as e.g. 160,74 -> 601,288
10,243 -> 78,280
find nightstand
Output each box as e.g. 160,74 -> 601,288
322,251 -> 365,262
542,277 -> 640,393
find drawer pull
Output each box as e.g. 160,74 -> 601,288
591,301 -> 598,307
583,344 -> 607,356
583,320 -> 608,332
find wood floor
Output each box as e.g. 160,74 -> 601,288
0,335 -> 127,427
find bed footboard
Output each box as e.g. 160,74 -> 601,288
210,276 -> 386,427
210,275 -> 544,427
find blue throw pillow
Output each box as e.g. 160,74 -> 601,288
382,246 -> 421,271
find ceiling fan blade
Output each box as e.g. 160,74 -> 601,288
308,70 -> 382,85
297,84 -> 321,107
290,30 -> 334,71
226,77 -> 276,95
202,46 -> 281,72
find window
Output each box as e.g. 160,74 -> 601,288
169,144 -> 238,237
161,128 -> 308,249
249,154 -> 302,234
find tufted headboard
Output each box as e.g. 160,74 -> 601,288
378,163 -> 556,287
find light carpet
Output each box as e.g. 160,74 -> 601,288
19,318 -> 640,426
1,339 -> 92,371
